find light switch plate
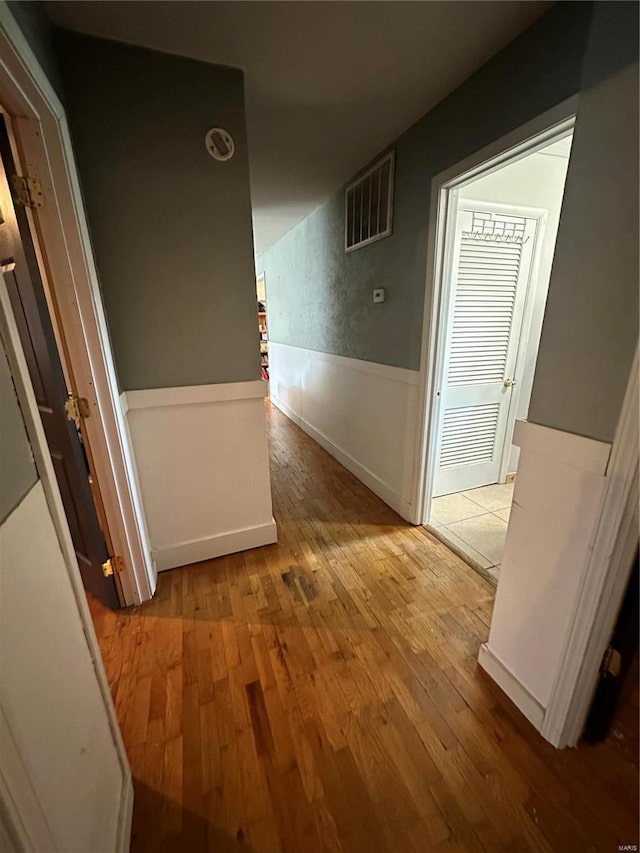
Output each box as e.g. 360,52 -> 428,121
373,288 -> 386,303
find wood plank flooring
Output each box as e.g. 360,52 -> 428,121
90,402 -> 639,853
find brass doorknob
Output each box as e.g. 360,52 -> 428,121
504,378 -> 517,388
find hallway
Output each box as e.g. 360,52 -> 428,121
90,402 -> 638,853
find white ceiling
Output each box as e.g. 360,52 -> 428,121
44,1 -> 550,256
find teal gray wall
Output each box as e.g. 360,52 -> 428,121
0,338 -> 37,524
6,1 -> 64,99
527,2 -> 639,441
56,31 -> 260,391
259,3 -> 592,371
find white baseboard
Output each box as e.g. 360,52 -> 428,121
154,519 -> 278,572
270,393 -> 301,427
116,774 -> 134,853
478,644 -> 545,729
271,394 -> 413,519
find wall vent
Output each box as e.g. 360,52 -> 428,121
345,151 -> 394,252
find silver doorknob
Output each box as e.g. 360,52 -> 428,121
504,378 -> 517,388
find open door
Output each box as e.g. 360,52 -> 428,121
433,201 -> 543,497
0,116 -> 120,609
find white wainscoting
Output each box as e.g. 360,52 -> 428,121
121,380 -> 277,571
269,342 -> 421,521
479,418 -> 611,732
0,482 -> 130,852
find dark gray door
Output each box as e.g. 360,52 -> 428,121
0,116 -> 119,609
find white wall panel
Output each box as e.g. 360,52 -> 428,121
0,482 -> 129,852
122,381 -> 276,571
481,418 -> 610,709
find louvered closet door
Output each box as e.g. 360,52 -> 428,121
433,204 -> 539,497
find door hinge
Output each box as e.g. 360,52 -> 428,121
601,646 -> 622,678
10,174 -> 44,209
102,556 -> 125,578
65,394 -> 91,422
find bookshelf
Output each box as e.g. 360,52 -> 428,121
258,302 -> 268,379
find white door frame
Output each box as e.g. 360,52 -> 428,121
413,99 -> 577,525
0,3 -> 155,604
431,197 -> 547,497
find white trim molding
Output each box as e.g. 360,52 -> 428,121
121,378 -> 267,412
269,341 -> 420,521
154,520 -> 278,573
115,776 -> 135,853
122,380 -> 277,573
512,419 -> 611,475
478,645 -> 545,729
0,3 -> 155,605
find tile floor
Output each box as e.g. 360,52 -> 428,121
429,482 -> 515,583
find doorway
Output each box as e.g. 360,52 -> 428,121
422,124 -> 574,582
0,112 -> 120,608
584,550 -> 638,750
257,272 -> 269,384
0,15 -> 155,606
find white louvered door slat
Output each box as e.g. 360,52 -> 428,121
433,203 -> 540,496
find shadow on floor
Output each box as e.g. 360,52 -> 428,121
130,779 -> 254,853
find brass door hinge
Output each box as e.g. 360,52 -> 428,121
10,174 -> 44,209
102,556 -> 125,578
65,394 -> 91,422
602,646 -> 622,678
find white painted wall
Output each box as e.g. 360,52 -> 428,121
0,481 -> 131,851
269,341 -> 421,521
461,142 -> 571,472
122,380 -> 277,571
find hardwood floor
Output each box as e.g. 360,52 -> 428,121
606,650 -> 639,771
90,402 -> 639,853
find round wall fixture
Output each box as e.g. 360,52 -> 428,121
205,127 -> 235,162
